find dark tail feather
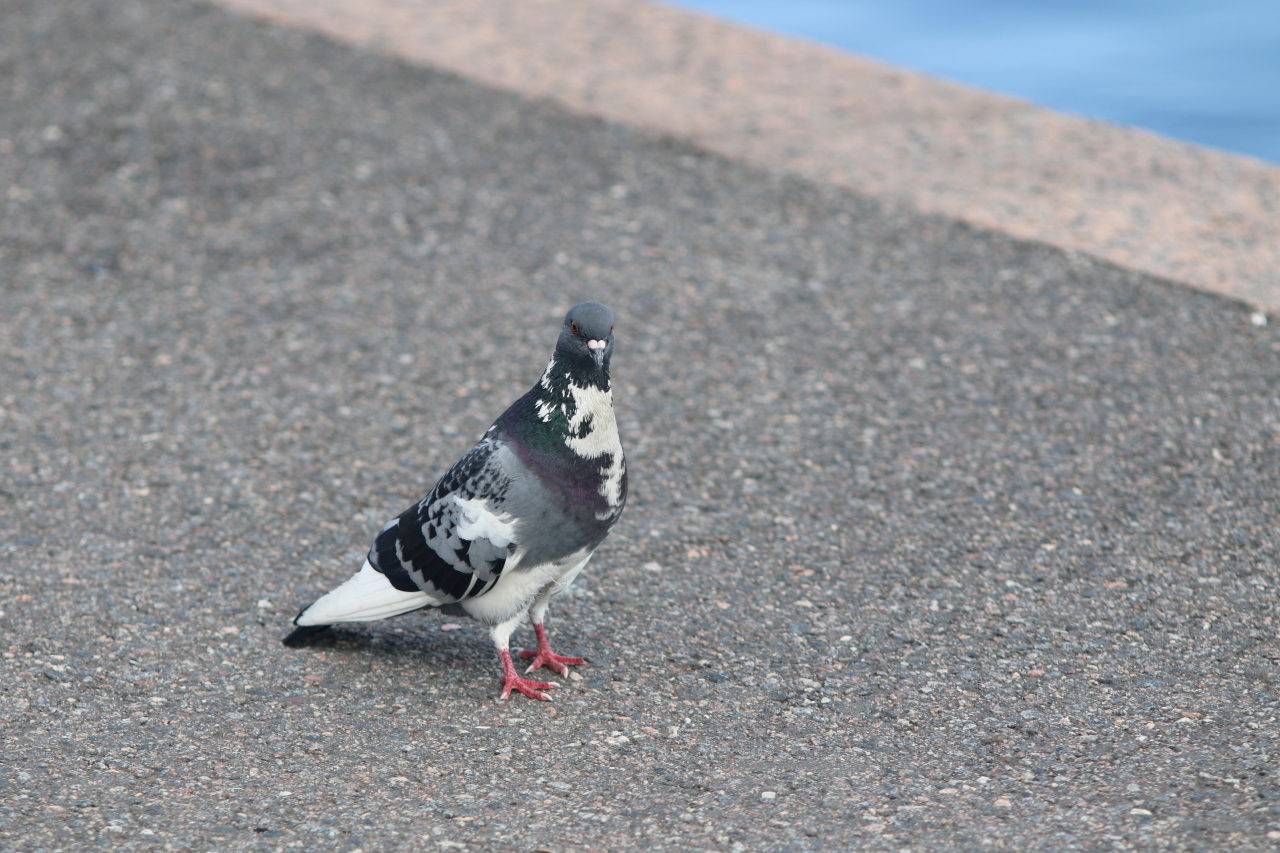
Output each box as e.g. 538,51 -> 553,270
283,605 -> 331,647
282,623 -> 330,646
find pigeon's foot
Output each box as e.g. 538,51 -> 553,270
519,622 -> 587,677
497,649 -> 558,701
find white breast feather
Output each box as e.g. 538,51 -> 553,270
462,549 -> 591,625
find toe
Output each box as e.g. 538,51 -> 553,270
502,674 -> 559,701
517,679 -> 558,700
515,684 -> 549,701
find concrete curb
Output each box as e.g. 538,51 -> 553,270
213,0 -> 1280,309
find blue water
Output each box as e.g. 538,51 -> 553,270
673,1 -> 1280,163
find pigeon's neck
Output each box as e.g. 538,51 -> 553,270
500,354 -> 616,457
498,351 -> 627,525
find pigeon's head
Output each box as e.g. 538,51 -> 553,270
558,301 -> 615,371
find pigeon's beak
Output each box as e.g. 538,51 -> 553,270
587,339 -> 607,367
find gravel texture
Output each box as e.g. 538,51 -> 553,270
1,1 -> 1278,851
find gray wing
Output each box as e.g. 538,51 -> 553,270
366,435 -> 518,602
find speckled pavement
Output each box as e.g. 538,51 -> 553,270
1,2 -> 1278,852
215,0 -> 1280,311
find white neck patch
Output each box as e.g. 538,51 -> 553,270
564,381 -> 626,513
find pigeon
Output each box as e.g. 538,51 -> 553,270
283,302 -> 627,701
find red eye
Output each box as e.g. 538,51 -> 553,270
570,322 -> 578,334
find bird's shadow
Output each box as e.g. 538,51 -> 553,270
282,615 -> 495,667
283,616 -> 598,674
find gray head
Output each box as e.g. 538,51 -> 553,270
558,302 -> 615,370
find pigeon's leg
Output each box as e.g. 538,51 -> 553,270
490,617 -> 558,701
518,589 -> 587,677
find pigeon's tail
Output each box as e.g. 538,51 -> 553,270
283,559 -> 440,647
282,623 -> 331,647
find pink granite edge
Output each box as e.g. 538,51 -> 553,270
212,0 -> 1280,310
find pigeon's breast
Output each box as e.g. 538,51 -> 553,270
511,441 -> 619,521
502,440 -> 623,571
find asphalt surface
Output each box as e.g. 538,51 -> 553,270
2,1 -> 1278,851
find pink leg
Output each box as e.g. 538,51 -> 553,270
518,622 -> 587,676
497,648 -> 558,701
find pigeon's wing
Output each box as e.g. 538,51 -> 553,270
368,436 -> 519,602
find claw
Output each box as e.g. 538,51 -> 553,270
518,623 -> 587,676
